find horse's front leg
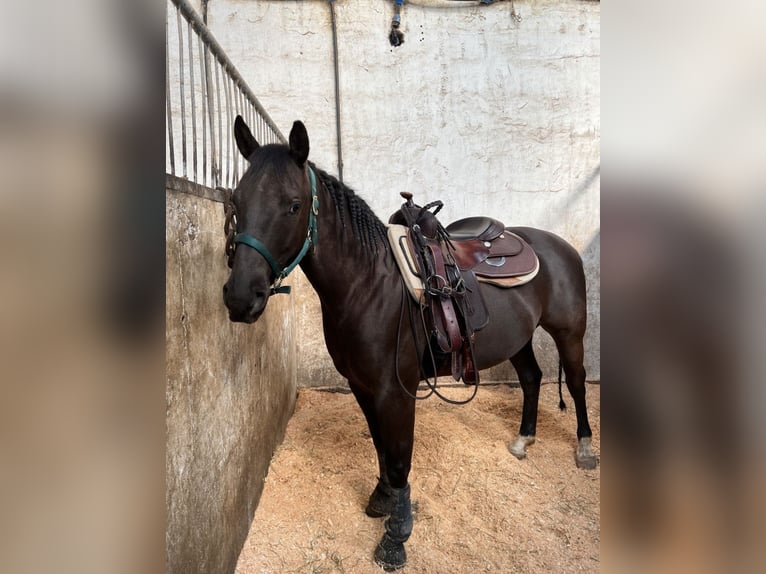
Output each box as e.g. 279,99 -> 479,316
349,383 -> 396,517
372,388 -> 415,571
366,453 -> 396,517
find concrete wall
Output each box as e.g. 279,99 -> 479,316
166,179 -> 297,574
206,0 -> 600,384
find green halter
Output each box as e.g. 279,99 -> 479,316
233,166 -> 318,295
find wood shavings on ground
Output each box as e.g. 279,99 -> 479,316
236,383 -> 599,573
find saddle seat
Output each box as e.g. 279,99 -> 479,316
445,217 -> 538,280
445,216 -> 505,241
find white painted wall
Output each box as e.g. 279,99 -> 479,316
204,0 -> 600,383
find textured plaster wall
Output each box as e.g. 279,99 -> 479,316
206,0 -> 600,385
166,185 -> 297,574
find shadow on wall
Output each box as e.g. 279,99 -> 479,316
582,229 -> 600,380
569,165 -> 601,208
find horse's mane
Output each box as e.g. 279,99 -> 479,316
310,162 -> 389,256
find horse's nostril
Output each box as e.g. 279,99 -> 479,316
223,284 -> 229,296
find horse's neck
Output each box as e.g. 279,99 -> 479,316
299,185 -> 394,309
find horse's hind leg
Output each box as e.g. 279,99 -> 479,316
550,328 -> 598,469
508,339 -> 542,460
349,383 -> 395,517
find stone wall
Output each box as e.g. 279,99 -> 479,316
165,179 -> 297,574
205,0 -> 600,385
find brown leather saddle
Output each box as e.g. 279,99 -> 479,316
388,193 -> 538,385
444,217 -> 538,280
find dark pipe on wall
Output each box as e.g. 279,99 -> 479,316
328,0 -> 344,182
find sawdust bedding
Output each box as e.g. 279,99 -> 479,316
236,382 -> 600,573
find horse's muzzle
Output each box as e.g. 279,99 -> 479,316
222,282 -> 268,323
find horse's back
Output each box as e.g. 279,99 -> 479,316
508,226 -> 587,331
509,226 -> 584,270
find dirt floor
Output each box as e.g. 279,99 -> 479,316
236,382 -> 600,574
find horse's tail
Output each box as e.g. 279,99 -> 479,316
558,359 -> 567,411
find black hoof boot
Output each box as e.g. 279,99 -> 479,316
374,533 -> 407,571
373,484 -> 413,570
366,480 -> 395,517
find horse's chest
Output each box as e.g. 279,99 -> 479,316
320,307 -> 392,380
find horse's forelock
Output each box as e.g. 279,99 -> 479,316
237,145 -> 304,201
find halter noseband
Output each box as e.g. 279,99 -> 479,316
229,166 -> 319,295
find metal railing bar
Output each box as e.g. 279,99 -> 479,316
232,83 -> 241,184
235,78 -> 241,181
166,16 -> 176,176
224,71 -> 233,187
241,89 -> 247,172
176,5 -> 188,179
230,75 -> 236,185
243,92 -> 249,170
204,44 -> 218,187
199,34 -> 208,187
231,77 -> 239,183
170,0 -> 286,144
188,19 -> 198,181
238,91 -> 243,176
167,174 -> 228,204
214,58 -> 223,188
248,94 -> 254,159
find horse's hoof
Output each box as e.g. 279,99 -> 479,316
365,482 -> 395,517
576,437 -> 599,470
508,434 -> 535,460
374,533 -> 407,571
508,446 -> 527,460
576,454 -> 598,470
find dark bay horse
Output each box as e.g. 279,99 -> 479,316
223,116 -> 597,570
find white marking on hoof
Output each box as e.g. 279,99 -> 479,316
508,435 -> 535,460
576,437 -> 598,469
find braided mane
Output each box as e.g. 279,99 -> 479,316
309,162 -> 388,257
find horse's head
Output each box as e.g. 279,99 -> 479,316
222,115 -> 314,323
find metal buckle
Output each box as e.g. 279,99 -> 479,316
427,274 -> 452,296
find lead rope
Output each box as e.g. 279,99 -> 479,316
395,280 -> 433,401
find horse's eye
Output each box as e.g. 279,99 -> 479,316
289,202 -> 301,215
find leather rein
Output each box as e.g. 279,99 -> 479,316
224,166 -> 319,295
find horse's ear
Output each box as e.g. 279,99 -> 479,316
234,115 -> 259,160
288,120 -> 309,166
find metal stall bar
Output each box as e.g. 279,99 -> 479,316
167,0 -> 286,189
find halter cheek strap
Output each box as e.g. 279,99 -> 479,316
233,166 -> 319,295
